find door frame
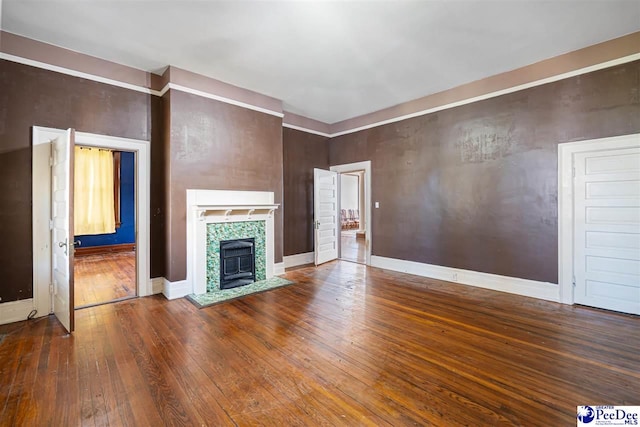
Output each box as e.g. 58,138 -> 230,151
32,126 -> 151,317
558,133 -> 640,305
330,161 -> 372,266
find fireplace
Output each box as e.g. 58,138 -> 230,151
185,189 -> 280,297
219,238 -> 256,289
205,220 -> 266,292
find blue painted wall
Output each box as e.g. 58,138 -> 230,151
76,151 -> 135,247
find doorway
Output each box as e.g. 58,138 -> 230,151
558,134 -> 640,315
32,127 -> 151,327
339,171 -> 365,264
74,149 -> 137,308
330,161 -> 372,266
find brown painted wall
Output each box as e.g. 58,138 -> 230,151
150,96 -> 166,279
165,90 -> 283,282
329,61 -> 640,284
0,59 -> 165,303
162,91 -> 173,283
283,128 -> 329,256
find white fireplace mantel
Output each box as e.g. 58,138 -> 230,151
194,204 -> 279,221
186,190 -> 280,296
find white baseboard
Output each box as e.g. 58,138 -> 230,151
0,299 -> 35,325
151,277 -> 164,295
273,262 -> 285,275
370,255 -> 560,302
160,262 -> 288,299
283,252 -> 314,269
162,278 -> 191,300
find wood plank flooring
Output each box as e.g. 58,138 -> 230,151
340,231 -> 365,264
74,251 -> 136,307
1,261 -> 638,426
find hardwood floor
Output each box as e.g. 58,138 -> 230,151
340,231 -> 365,264
74,251 -> 136,307
1,261 -> 638,426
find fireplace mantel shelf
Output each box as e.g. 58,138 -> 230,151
195,204 -> 280,221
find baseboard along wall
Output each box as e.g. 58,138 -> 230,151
283,252 -> 315,269
0,299 -> 36,325
370,255 -> 560,302
75,243 -> 136,257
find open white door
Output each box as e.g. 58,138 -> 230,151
314,168 -> 339,265
51,129 -> 75,332
574,146 -> 640,315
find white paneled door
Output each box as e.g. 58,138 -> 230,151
51,129 -> 75,333
574,146 -> 640,315
314,168 -> 339,265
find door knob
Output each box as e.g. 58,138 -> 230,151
58,238 -> 68,256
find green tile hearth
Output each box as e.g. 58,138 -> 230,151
186,276 -> 294,308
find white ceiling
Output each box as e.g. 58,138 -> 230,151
2,1 -> 639,124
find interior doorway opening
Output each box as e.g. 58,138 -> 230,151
339,171 -> 365,264
330,161 -> 372,266
73,148 -> 137,309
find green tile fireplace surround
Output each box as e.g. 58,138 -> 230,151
206,220 -> 266,293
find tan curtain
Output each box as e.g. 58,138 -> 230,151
74,146 -> 116,235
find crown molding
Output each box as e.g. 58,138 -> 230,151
163,83 -> 284,118
329,53 -> 640,138
0,52 -> 158,95
3,30 -> 638,137
282,123 -> 331,138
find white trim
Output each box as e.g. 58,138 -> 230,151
4,51 -> 638,138
32,127 -> 59,318
0,54 -> 283,118
32,127 -> 152,317
331,161 -> 372,266
557,133 -> 640,305
283,252 -> 315,268
151,277 -> 164,295
274,262 -> 285,275
157,83 -> 170,97
164,83 -> 284,118
0,53 -> 159,95
282,123 -> 331,138
371,256 -> 560,302
0,299 -> 35,325
162,278 -> 191,300
329,54 -> 640,138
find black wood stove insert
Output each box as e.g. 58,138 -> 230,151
219,238 -> 256,289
